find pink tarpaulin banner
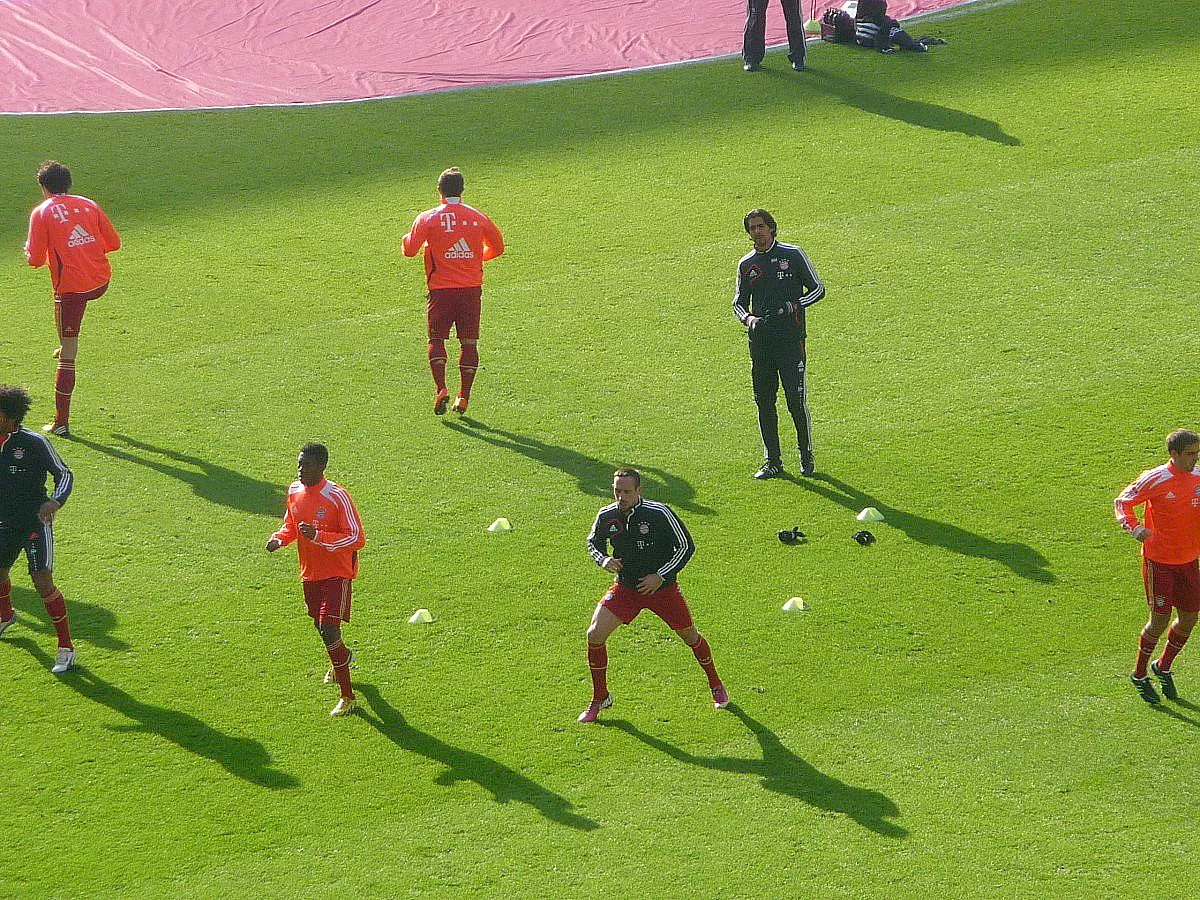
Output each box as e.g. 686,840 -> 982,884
0,1 -> 970,114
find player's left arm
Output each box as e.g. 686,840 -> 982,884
792,247 -> 824,309
481,215 -> 504,261
25,206 -> 47,268
36,435 -> 73,523
655,506 -> 695,580
401,213 -> 428,257
314,488 -> 365,551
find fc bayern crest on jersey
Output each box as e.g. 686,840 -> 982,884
779,259 -> 789,270
639,523 -> 650,534
317,508 -> 327,519
12,448 -> 24,460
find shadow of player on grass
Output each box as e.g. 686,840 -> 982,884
801,68 -> 1021,146
10,585 -> 129,651
9,637 -> 298,790
357,682 -> 598,831
602,704 -> 905,837
443,420 -> 714,515
71,433 -> 285,518
799,472 -> 1054,583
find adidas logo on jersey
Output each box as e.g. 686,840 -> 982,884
444,238 -> 474,260
66,224 -> 96,248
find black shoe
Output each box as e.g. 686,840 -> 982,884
800,451 -> 815,477
743,62 -> 761,72
1131,674 -> 1161,704
1151,661 -> 1178,700
754,462 -> 784,480
919,36 -> 948,45
791,60 -> 805,72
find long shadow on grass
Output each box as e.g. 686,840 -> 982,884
357,682 -> 598,831
9,585 -> 129,650
797,68 -> 1021,146
8,637 -> 298,789
443,420 -> 714,515
601,704 -> 906,837
1152,698 -> 1200,729
72,434 -> 285,518
798,473 -> 1054,583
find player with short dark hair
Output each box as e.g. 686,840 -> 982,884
25,160 -> 121,437
402,167 -> 505,417
734,209 -> 825,480
1115,429 -> 1200,703
267,443 -> 366,717
578,468 -> 728,723
0,385 -> 77,674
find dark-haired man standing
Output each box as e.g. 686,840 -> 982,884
733,209 -> 824,480
402,167 -> 505,417
25,160 -> 121,437
578,468 -> 727,723
0,385 -> 77,674
268,442 -> 366,717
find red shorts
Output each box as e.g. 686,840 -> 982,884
53,282 -> 108,338
427,287 -> 482,342
303,577 -> 352,624
1143,558 -> 1200,614
601,581 -> 694,631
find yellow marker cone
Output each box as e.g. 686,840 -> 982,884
856,507 -> 885,523
408,608 -> 434,624
803,18 -> 821,35
487,517 -> 513,533
782,597 -> 809,612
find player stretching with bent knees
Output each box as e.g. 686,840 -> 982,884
579,468 -> 728,723
268,443 -> 366,717
0,385 -> 77,674
1115,429 -> 1200,703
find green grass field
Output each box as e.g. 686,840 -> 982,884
2,0 -> 1199,895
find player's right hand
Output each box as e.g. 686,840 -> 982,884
603,556 -> 623,573
266,538 -> 282,552
747,316 -> 763,334
1132,526 -> 1152,542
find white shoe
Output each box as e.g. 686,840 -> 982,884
0,616 -> 15,638
324,649 -> 356,684
330,697 -> 357,717
51,646 -> 75,674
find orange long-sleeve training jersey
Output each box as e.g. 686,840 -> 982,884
401,198 -> 504,291
26,194 -> 121,298
272,478 -> 365,582
1114,460 -> 1200,565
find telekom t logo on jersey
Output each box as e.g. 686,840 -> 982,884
49,203 -> 70,224
438,211 -> 456,232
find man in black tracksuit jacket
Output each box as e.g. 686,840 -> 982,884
733,208 -> 824,480
0,384 -> 77,673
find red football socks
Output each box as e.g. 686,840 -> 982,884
0,577 -> 12,621
327,639 -> 355,699
427,340 -> 448,393
1134,627 -> 1159,679
40,587 -> 73,649
690,635 -> 722,689
458,342 -> 479,401
54,358 -> 76,426
587,642 -> 608,701
1157,625 -> 1192,672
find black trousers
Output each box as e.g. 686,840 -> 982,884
743,0 -> 807,67
750,338 -> 811,465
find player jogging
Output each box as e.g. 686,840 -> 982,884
1115,428 -> 1200,703
402,167 -> 504,417
25,160 -> 121,437
579,468 -> 728,723
0,385 -> 77,674
267,442 -> 366,717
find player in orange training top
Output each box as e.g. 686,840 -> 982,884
25,161 -> 121,438
402,167 -> 504,416
267,442 -> 366,717
1115,428 -> 1200,704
